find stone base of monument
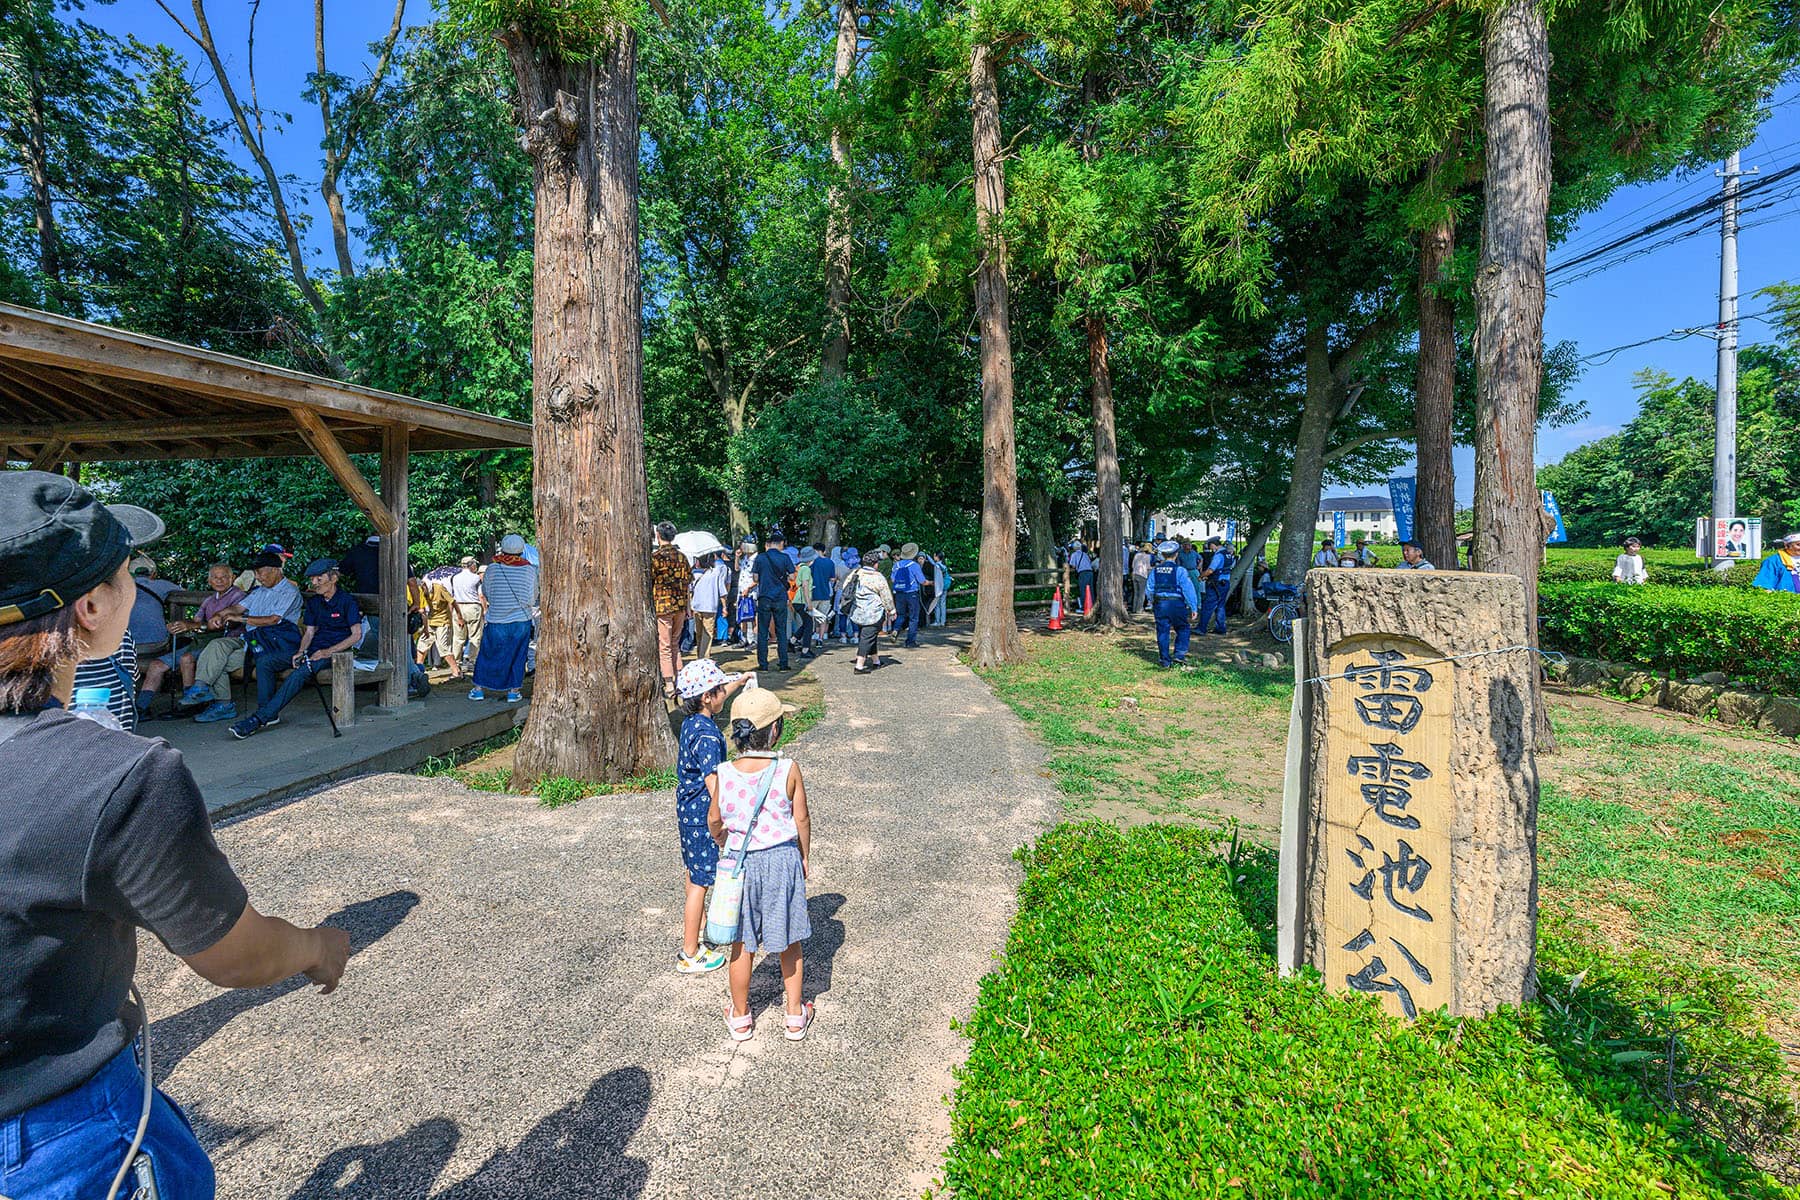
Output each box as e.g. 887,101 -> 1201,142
1277,569 -> 1539,1020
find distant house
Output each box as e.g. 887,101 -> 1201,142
1317,494 -> 1397,540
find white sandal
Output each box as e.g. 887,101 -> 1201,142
784,1001 -> 816,1041
725,1003 -> 754,1042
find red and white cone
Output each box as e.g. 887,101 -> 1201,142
1047,587 -> 1064,631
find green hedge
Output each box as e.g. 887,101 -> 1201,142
1540,553 -> 1761,589
1538,581 -> 1800,694
942,824 -> 1789,1199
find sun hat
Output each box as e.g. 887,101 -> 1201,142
1781,533 -> 1800,547
460,555 -> 478,567
302,557 -> 339,577
795,545 -> 818,564
731,685 -> 797,731
129,555 -> 157,577
0,471 -> 148,627
677,658 -> 743,700
500,534 -> 527,555
1157,540 -> 1179,555
899,541 -> 920,559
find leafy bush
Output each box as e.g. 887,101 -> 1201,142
941,824 -> 1790,1199
1540,552 -> 1761,589
1538,581 -> 1800,693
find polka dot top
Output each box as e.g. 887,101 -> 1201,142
715,756 -> 797,853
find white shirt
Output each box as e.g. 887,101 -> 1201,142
451,568 -> 484,605
1613,554 -> 1649,584
1313,549 -> 1338,567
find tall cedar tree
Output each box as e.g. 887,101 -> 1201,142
456,2 -> 676,784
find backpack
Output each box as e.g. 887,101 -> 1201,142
844,569 -> 885,627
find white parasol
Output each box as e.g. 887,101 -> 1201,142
673,530 -> 727,563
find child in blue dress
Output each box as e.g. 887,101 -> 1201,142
673,659 -> 746,973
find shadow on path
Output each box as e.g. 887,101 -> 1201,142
748,892 -> 846,1016
284,1067 -> 653,1199
153,890 -> 420,1080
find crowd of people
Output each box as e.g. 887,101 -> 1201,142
43,493 -> 542,744
650,525 -> 954,696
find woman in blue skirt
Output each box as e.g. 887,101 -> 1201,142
469,534 -> 537,703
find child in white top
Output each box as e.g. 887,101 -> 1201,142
707,686 -> 814,1041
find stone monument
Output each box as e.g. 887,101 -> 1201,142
1280,569 -> 1539,1019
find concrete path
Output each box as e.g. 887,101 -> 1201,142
137,629 -> 1054,1199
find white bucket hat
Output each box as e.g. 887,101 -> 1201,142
676,658 -> 743,700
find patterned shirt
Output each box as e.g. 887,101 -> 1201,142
651,544 -> 690,617
676,712 -> 728,825
715,757 -> 797,852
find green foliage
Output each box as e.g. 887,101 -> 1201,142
1539,580 -> 1800,693
446,0 -> 639,57
944,822 -> 1790,1199
1539,347 -> 1800,548
1539,549 -> 1761,588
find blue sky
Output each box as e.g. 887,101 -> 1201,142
86,4 -> 1800,507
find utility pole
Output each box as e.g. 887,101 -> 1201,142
1711,150 -> 1740,565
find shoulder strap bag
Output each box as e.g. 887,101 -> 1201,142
702,757 -> 783,947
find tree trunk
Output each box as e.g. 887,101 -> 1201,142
695,328 -> 752,542
1476,0 -> 1553,753
1416,202 -> 1458,571
502,25 -> 675,787
1230,511 -> 1280,613
968,41 -> 1022,667
819,0 -> 856,382
1022,483 -> 1055,572
1086,313 -> 1128,627
1274,323 -> 1337,586
22,62 -> 66,309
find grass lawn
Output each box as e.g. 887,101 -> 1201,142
965,625 -> 1800,1189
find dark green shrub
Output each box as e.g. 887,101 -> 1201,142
1539,581 -> 1800,693
942,824 -> 1789,1199
1539,552 -> 1759,589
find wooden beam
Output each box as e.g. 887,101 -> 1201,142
0,417 -> 307,443
379,423 -> 410,708
292,408 -> 397,535
0,303 -> 531,448
27,440 -> 68,472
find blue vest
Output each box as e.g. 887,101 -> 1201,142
1149,560 -> 1183,600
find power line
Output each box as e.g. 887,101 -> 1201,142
1549,177 -> 1800,286
1578,305 -> 1784,366
1548,160 -> 1800,278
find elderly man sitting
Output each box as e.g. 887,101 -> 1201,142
150,562 -> 247,711
187,552 -> 302,723
230,558 -> 362,739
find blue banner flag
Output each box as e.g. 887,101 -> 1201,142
1388,477 -> 1417,544
1333,510 -> 1347,549
1226,519 -> 1238,543
1541,491 -> 1568,544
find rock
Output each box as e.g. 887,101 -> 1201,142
1297,568 -> 1536,1019
1694,671 -> 1730,687
1619,671 -> 1666,705
1565,657 -> 1606,689
1261,652 -> 1286,671
1118,696 -> 1139,714
1602,662 -> 1634,681
1760,698 -> 1800,739
1714,690 -> 1771,728
1663,682 -> 1718,718
1232,649 -> 1258,668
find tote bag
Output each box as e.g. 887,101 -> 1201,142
703,759 -> 782,946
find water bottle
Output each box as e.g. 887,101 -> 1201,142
70,686 -> 124,731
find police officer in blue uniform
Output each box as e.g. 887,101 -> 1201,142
1148,541 -> 1198,667
1197,536 -> 1237,635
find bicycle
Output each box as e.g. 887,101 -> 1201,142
1259,580 -> 1303,645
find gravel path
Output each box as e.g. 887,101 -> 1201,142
137,629 -> 1054,1199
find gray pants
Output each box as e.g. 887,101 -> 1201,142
193,635 -> 246,703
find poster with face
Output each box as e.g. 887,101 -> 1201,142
1715,517 -> 1752,559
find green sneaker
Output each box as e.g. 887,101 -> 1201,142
677,946 -> 728,974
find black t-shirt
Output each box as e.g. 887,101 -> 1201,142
0,710 -> 248,1118
753,549 -> 793,601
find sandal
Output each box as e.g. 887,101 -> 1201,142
725,1003 -> 754,1042
784,1001 -> 816,1041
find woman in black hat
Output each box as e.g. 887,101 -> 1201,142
0,471 -> 349,1199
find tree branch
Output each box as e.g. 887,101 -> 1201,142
1323,427 -> 1414,464
1329,309 -> 1403,385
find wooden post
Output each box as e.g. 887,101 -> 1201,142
379,423 -> 409,708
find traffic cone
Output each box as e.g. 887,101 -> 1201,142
1047,587 -> 1065,631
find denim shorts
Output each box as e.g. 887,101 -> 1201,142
1,1044 -> 215,1199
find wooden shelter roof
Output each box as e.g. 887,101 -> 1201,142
0,302 -> 532,463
